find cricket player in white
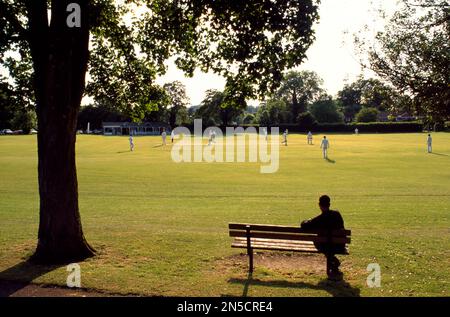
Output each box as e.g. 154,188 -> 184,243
263,127 -> 268,141
307,131 -> 313,145
427,134 -> 432,153
207,130 -> 213,146
320,136 -> 330,159
212,130 -> 216,143
161,129 -> 167,146
282,129 -> 288,146
129,134 -> 134,151
355,128 -> 359,135
171,130 -> 175,143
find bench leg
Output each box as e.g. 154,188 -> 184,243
245,226 -> 253,273
326,255 -> 331,276
248,248 -> 253,273
326,254 -> 343,281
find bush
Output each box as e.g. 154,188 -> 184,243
11,109 -> 36,134
355,107 -> 379,122
433,121 -> 445,132
309,99 -> 344,123
257,110 -> 271,126
297,112 -> 318,132
243,113 -> 255,124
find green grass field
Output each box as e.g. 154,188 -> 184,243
0,133 -> 449,296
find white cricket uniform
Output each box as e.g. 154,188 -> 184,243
307,132 -> 313,144
129,136 -> 134,151
355,129 -> 359,135
282,132 -> 287,145
207,131 -> 212,146
162,131 -> 167,145
171,131 -> 175,143
321,138 -> 329,158
427,136 -> 432,153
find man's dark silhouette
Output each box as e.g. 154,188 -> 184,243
301,195 -> 345,280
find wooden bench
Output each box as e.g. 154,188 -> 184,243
229,223 -> 351,274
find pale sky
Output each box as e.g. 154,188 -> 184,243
156,0 -> 400,106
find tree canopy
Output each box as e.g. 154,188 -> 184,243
1,0 -> 321,118
277,70 -> 325,120
337,77 -> 411,122
195,89 -> 244,126
309,96 -> 344,124
355,107 -> 379,123
355,0 -> 450,121
256,98 -> 291,125
163,81 -> 190,127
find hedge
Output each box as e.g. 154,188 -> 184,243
275,122 -> 423,133
181,121 -> 424,133
444,121 -> 450,132
318,122 -> 423,133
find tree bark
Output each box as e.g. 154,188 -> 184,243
28,0 -> 95,263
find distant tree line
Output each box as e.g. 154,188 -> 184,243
77,71 -> 420,132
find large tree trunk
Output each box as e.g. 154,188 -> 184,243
28,0 -> 94,263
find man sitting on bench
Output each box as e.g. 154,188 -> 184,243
301,195 -> 345,280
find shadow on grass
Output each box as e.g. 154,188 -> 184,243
430,152 -> 449,157
325,158 -> 336,164
0,261 -> 62,297
227,273 -> 360,297
117,150 -> 131,153
152,144 -> 164,148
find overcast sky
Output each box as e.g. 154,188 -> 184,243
156,0 -> 400,106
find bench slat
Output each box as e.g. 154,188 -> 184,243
232,239 -> 318,251
233,237 -> 317,248
229,230 -> 351,244
232,243 -> 318,252
232,244 -> 321,253
234,237 -> 316,246
232,244 -> 348,255
229,223 -> 351,236
232,238 -> 349,255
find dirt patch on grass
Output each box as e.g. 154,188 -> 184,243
216,251 -> 328,275
212,252 -> 362,297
